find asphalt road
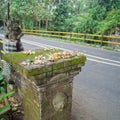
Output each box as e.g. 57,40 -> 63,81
0,34 -> 120,120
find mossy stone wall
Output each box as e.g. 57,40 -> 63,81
3,49 -> 86,120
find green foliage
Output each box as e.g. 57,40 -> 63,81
0,0 -> 54,29
98,9 -> 120,34
0,1 -> 7,20
0,0 -> 120,35
49,0 -> 72,31
76,0 -> 120,35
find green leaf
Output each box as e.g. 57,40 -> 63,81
0,90 -> 15,101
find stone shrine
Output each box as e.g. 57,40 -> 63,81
3,48 -> 86,120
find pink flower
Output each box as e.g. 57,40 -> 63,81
34,60 -> 43,64
21,61 -> 27,66
70,50 -> 76,54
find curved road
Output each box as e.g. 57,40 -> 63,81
1,34 -> 120,120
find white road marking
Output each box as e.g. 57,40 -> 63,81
22,39 -> 120,67
88,58 -> 120,67
85,54 -> 120,64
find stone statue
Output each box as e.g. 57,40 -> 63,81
5,19 -> 24,52
5,20 -> 23,41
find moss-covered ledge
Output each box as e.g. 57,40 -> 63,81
2,48 -> 86,120
3,48 -> 85,61
2,48 -> 86,77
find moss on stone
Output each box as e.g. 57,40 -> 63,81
2,48 -> 87,84
25,65 -> 52,76
53,61 -> 64,70
80,55 -> 87,63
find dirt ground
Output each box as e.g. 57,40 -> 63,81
9,93 -> 24,120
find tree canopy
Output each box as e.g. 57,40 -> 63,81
0,0 -> 120,35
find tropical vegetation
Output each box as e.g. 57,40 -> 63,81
0,0 -> 120,35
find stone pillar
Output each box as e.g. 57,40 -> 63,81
3,49 -> 86,120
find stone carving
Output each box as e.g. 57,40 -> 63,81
52,92 -> 67,112
5,19 -> 24,41
50,73 -> 67,82
5,19 -> 24,52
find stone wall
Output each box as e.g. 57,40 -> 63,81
109,27 -> 120,51
109,36 -> 120,50
3,49 -> 86,120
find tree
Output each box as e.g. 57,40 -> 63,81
0,0 -> 55,29
0,0 -> 120,34
98,9 -> 120,34
79,0 -> 120,34
49,0 -> 73,31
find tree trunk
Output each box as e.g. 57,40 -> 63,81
39,20 -> 41,30
46,19 -> 48,30
22,22 -> 25,29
